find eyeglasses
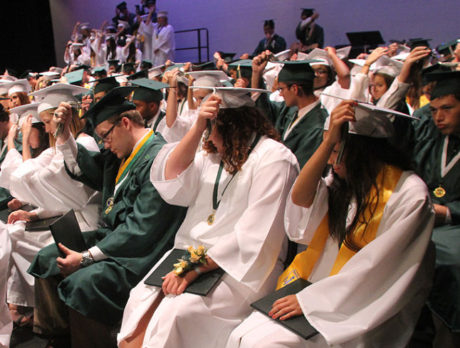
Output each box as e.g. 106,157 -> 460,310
277,84 -> 293,93
313,69 -> 329,76
99,121 -> 119,143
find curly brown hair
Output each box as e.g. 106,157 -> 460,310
202,106 -> 280,174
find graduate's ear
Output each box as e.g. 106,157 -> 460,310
120,116 -> 131,129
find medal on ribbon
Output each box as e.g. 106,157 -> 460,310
433,186 -> 446,198
105,197 -> 114,215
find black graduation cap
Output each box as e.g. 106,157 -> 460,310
425,71 -> 460,100
437,39 -> 459,56
140,59 -> 153,70
127,70 -> 149,81
408,38 -> 431,49
264,19 -> 275,28
216,52 -> 236,63
421,63 -> 451,85
122,62 -> 136,74
108,60 -> 120,72
301,8 -> 314,18
346,31 -> 384,47
117,1 -> 127,11
84,86 -> 135,126
92,76 -> 120,94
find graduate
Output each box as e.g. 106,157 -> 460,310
227,100 -> 435,348
412,70 -> 460,346
0,85 -> 100,330
130,78 -> 168,132
252,20 -> 287,56
118,87 -> 298,347
252,56 -> 327,168
27,87 -> 186,347
295,9 -> 323,51
0,223 -> 12,348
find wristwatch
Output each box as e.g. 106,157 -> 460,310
80,250 -> 95,267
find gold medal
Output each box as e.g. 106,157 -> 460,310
105,197 -> 114,215
207,212 -> 215,225
433,186 -> 446,198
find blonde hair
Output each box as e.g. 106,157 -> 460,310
41,107 -> 85,147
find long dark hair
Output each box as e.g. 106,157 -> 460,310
202,106 -> 280,174
327,134 -> 411,250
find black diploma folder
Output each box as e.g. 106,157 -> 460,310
250,278 -> 318,340
26,215 -> 62,232
49,210 -> 87,255
144,248 -> 224,296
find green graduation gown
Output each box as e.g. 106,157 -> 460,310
28,133 -> 187,325
256,96 -> 327,168
413,113 -> 460,331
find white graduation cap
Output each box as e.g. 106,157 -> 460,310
306,48 -> 332,66
336,46 -> 352,60
323,94 -> 419,138
157,11 -> 168,18
39,71 -> 61,77
29,83 -> 87,114
273,49 -> 293,62
148,65 -> 164,79
373,55 -> 404,77
188,71 -> 231,88
6,79 -> 31,96
79,22 -> 91,30
190,86 -> 269,109
0,81 -> 11,95
71,42 -> 85,49
0,75 -> 17,82
117,20 -> 129,29
10,103 -> 41,126
391,45 -> 411,61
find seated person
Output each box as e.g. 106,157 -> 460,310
252,20 -> 287,56
227,101 -> 434,347
117,88 -> 298,347
27,87 -> 186,347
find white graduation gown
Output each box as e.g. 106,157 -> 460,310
150,24 -> 175,66
0,136 -> 101,307
118,136 -> 299,347
0,222 -> 12,348
159,109 -> 198,143
226,171 -> 435,348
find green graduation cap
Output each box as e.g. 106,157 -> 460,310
165,63 -> 185,72
84,86 -> 135,126
65,69 -> 85,86
192,61 -> 216,71
130,78 -> 169,103
277,61 -> 315,85
92,76 -> 120,94
228,59 -> 253,80
425,71 -> 460,100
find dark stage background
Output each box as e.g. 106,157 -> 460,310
0,0 -> 56,77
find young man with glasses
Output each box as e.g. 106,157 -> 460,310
28,87 -> 186,347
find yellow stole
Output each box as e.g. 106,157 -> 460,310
276,165 -> 402,289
